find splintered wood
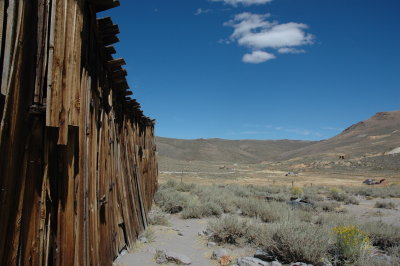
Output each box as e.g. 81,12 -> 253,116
0,0 -> 158,265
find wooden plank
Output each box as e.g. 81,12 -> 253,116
111,69 -> 127,79
0,0 -> 16,96
47,0 -> 67,127
102,35 -> 119,46
107,58 -> 125,69
33,0 -> 50,104
57,0 -> 77,145
69,0 -> 84,126
95,0 -> 120,13
104,45 -> 116,55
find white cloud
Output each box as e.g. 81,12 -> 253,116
211,0 -> 272,7
242,50 -> 275,63
277,47 -> 305,54
224,12 -> 315,63
195,8 -> 212,15
227,13 -> 314,49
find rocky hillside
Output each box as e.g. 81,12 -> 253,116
156,137 -> 315,164
156,111 -> 400,164
278,111 -> 400,161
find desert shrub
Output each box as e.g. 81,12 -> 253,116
243,221 -> 271,246
360,222 -> 400,250
303,192 -> 324,202
176,182 -> 196,192
329,189 -> 359,205
314,213 -> 352,227
261,222 -> 331,264
163,179 -> 178,189
148,212 -> 169,226
202,201 -> 224,217
139,227 -> 155,243
388,245 -> 400,257
264,186 -> 289,194
154,188 -> 189,213
259,202 -> 289,223
332,225 -> 371,263
291,186 -> 303,196
374,201 -> 396,209
273,192 -> 288,202
386,245 -> 400,266
330,190 -> 346,201
207,215 -> 250,245
226,184 -> 253,198
236,197 -> 264,218
344,196 -> 359,205
194,186 -> 236,213
181,199 -> 204,219
236,198 -> 288,222
316,201 -> 340,212
181,199 -> 224,219
294,209 -> 315,223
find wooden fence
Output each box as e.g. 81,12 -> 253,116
0,0 -> 158,265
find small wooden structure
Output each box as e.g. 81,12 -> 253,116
0,0 -> 158,265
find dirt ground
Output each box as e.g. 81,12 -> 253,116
115,164 -> 400,265
113,214 -> 252,266
159,164 -> 400,187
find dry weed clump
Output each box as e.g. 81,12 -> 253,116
207,215 -> 250,245
290,186 -> 303,197
360,222 -> 400,250
316,201 -> 341,212
374,201 -> 396,209
260,221 -> 331,265
154,187 -> 190,213
329,188 -> 359,205
332,225 -> 372,264
192,186 -> 237,213
148,212 -> 170,226
235,198 -> 289,223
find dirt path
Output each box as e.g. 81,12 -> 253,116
113,215 -> 217,266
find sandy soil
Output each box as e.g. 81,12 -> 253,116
344,197 -> 400,226
114,215 -> 252,266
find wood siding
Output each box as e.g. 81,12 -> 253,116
0,0 -> 158,265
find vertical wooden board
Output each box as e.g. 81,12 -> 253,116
57,129 -> 76,266
0,0 -> 4,57
47,0 -> 66,127
57,0 -> 76,145
69,0 -> 83,126
0,2 -> 32,263
18,118 -> 46,266
0,0 -> 17,95
34,0 -> 50,104
75,69 -> 87,266
88,97 -> 99,266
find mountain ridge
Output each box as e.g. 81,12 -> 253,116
156,111 -> 400,164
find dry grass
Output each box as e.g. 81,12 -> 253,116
374,201 -> 396,209
154,180 -> 400,265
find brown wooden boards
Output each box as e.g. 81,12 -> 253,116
0,1 -> 158,265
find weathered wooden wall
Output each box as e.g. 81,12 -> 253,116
0,0 -> 158,265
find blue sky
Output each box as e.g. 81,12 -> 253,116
100,0 -> 400,140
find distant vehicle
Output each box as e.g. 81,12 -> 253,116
285,172 -> 298,176
362,179 -> 385,185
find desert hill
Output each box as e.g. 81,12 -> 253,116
278,111 -> 400,161
156,137 -> 315,164
156,111 -> 400,168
